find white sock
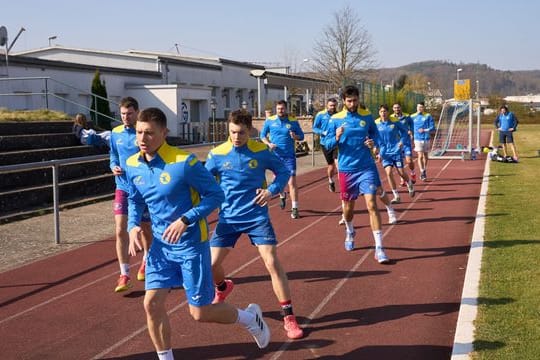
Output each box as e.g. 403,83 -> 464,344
236,308 -> 255,326
373,230 -> 383,248
385,205 -> 394,213
345,221 -> 354,234
328,178 -> 334,183
392,189 -> 399,197
120,263 -> 130,276
157,349 -> 174,360
292,201 -> 299,209
279,192 -> 285,198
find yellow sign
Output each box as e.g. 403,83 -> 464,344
454,79 -> 471,100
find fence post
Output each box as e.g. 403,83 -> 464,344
52,163 -> 61,244
45,78 -> 49,110
311,131 -> 315,167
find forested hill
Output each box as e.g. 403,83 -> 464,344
375,60 -> 540,98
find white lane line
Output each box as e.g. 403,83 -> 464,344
2,173 -> 328,327
92,177 -> 335,359
270,159 -> 457,359
0,268 -> 134,325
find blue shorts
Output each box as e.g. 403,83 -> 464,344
338,166 -> 381,201
210,219 -> 277,247
275,154 -> 296,177
145,242 -> 214,307
499,131 -> 514,144
382,153 -> 405,169
402,145 -> 412,157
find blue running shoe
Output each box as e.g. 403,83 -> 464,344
344,231 -> 355,251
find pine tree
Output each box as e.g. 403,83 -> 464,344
90,70 -> 112,130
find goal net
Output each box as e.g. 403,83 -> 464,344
430,99 -> 481,159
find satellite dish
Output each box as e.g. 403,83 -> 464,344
0,26 -> 7,47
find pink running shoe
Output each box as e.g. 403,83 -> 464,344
283,315 -> 304,339
212,279 -> 234,303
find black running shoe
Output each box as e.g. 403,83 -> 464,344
279,193 -> 287,209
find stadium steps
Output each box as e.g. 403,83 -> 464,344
0,121 -> 113,222
0,133 -> 80,152
0,121 -> 195,222
0,121 -> 73,135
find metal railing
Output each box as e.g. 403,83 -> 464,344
0,76 -> 119,127
0,135 -> 318,244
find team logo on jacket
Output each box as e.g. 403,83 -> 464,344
248,159 -> 258,169
160,172 -> 171,184
359,120 -> 366,127
286,124 -> 291,129
116,139 -> 123,145
133,176 -> 145,185
222,161 -> 233,170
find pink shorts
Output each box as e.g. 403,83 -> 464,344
113,189 -> 150,221
113,189 -> 129,215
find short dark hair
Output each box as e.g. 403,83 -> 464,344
228,109 -> 252,129
327,98 -> 338,104
379,104 -> 389,111
418,101 -> 425,106
138,107 -> 167,128
500,105 -> 509,111
119,96 -> 139,111
276,100 -> 287,107
342,85 -> 359,99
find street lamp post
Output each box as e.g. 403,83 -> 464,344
210,99 -> 217,144
476,80 -> 480,100
427,81 -> 431,109
48,35 -> 57,47
457,68 -> 463,81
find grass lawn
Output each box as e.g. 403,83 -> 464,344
0,108 -> 70,122
473,124 -> 540,359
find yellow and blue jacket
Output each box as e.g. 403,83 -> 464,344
260,115 -> 304,158
324,108 -> 379,172
411,112 -> 435,141
125,142 -> 224,251
109,125 -> 139,192
205,139 -> 289,223
312,109 -> 334,143
375,118 -> 411,156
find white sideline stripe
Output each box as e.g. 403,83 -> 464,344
450,138 -> 491,359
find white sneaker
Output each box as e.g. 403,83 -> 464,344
390,196 -> 401,204
388,211 -> 397,225
245,303 -> 270,349
407,183 -> 415,198
375,248 -> 390,264
344,231 -> 355,251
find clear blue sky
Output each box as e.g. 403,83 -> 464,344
3,0 -> 538,71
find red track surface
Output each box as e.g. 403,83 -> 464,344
0,154 -> 487,360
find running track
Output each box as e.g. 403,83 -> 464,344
0,155 -> 487,359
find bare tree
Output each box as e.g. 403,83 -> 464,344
311,4 -> 377,90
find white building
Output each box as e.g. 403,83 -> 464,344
1,46 -> 328,140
